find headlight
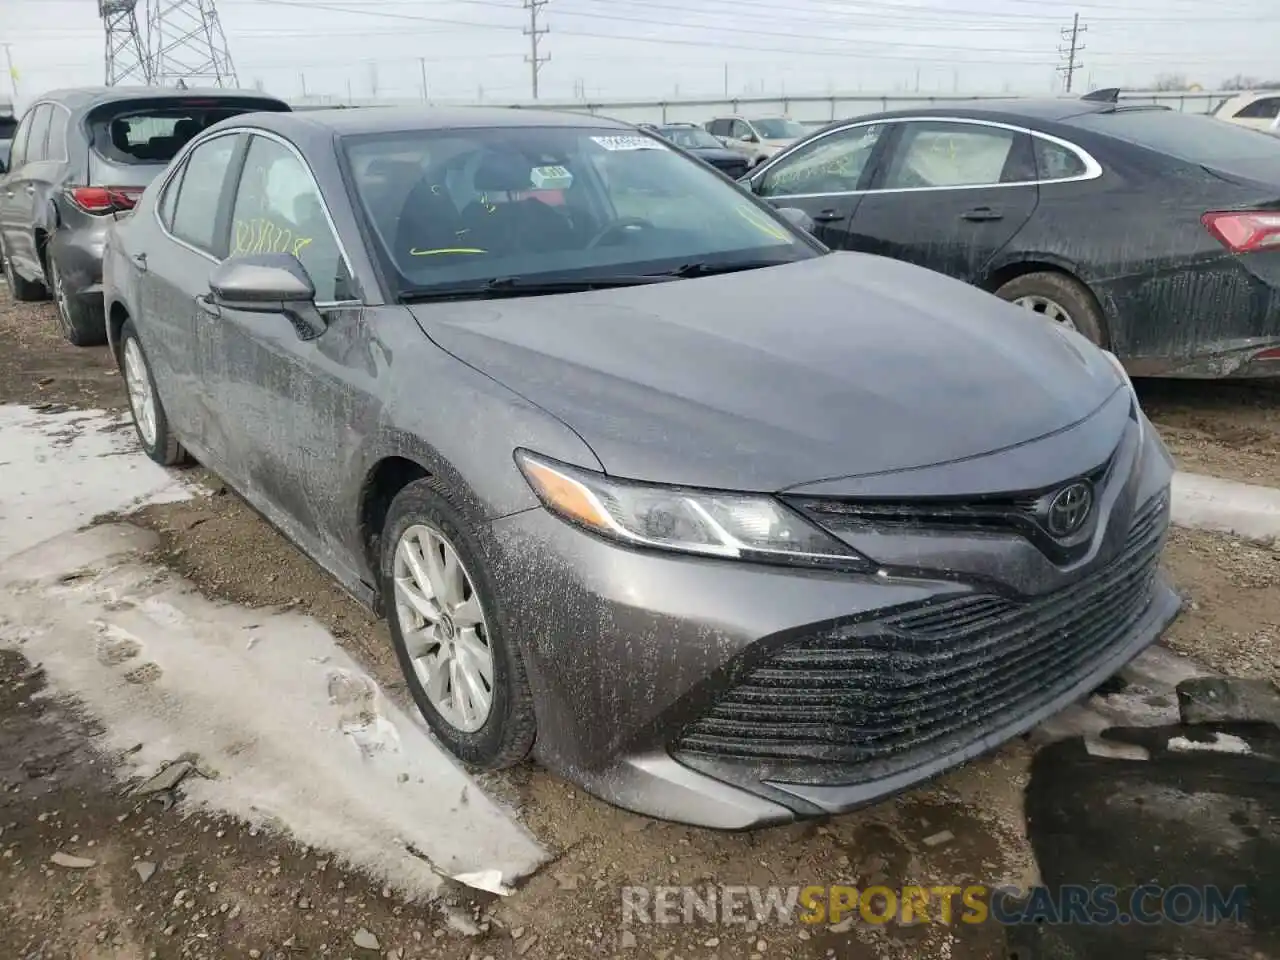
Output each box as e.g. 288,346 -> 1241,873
516,451 -> 872,571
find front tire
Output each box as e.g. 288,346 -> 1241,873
994,271 -> 1108,347
1,238 -> 49,303
119,320 -> 188,466
381,479 -> 536,769
48,249 -> 106,346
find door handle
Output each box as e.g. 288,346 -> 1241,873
961,206 -> 1003,222
24,184 -> 35,195
3,190 -> 13,199
131,253 -> 147,272
811,209 -> 847,223
195,294 -> 220,317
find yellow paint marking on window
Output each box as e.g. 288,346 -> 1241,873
232,217 -> 314,259
408,247 -> 488,256
736,207 -> 791,242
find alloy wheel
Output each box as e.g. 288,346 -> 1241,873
122,338 -> 158,448
49,259 -> 72,337
1012,294 -> 1077,332
392,523 -> 494,733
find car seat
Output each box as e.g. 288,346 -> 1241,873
459,153 -> 578,255
393,177 -> 469,268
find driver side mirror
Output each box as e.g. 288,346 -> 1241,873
741,133 -> 759,144
775,207 -> 816,235
207,253 -> 326,340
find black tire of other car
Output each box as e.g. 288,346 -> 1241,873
994,271 -> 1109,348
119,320 -> 189,466
48,246 -> 107,346
380,478 -> 537,769
1,237 -> 48,302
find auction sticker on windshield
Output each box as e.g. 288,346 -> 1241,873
591,135 -> 666,151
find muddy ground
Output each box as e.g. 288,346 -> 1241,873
3,298 -> 1280,959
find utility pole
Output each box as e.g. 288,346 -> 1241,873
419,57 -> 428,101
1057,12 -> 1086,93
723,63 -> 729,97
300,72 -> 307,97
523,0 -> 549,100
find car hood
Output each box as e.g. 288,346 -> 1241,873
410,253 -> 1124,492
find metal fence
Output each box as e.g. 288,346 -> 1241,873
291,89 -> 1236,126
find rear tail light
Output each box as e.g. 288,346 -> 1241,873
1202,210 -> 1280,253
66,185 -> 143,215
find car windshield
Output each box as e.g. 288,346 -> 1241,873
753,118 -> 807,140
659,127 -> 723,149
1065,109 -> 1280,164
342,125 -> 816,297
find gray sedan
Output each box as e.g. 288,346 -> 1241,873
103,106 -> 1180,829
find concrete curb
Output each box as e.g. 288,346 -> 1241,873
1170,472 -> 1280,545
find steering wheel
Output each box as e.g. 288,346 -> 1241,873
587,217 -> 655,249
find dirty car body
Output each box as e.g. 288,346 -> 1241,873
745,99 -> 1280,378
0,86 -> 289,345
104,107 -> 1180,829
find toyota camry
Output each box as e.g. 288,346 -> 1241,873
103,106 -> 1180,829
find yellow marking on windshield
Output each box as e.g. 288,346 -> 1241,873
408,247 -> 488,256
736,206 -> 792,242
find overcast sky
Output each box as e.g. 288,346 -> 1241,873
1,0 -> 1275,108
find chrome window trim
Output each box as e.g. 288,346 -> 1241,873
153,125 -> 360,308
752,115 -> 1103,201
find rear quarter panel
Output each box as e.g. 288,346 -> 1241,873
994,131 -> 1266,364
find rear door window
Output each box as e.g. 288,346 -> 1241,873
881,121 -> 1019,189
757,123 -> 885,197
170,134 -> 241,255
7,111 -> 33,168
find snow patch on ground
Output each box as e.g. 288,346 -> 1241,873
1166,732 -> 1253,756
0,404 -> 189,564
0,402 -> 547,899
0,523 -> 548,898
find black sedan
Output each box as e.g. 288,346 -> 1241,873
743,93 -> 1280,378
642,122 -> 751,179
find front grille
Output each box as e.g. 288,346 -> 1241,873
674,492 -> 1169,784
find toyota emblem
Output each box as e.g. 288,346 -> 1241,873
1045,481 -> 1094,538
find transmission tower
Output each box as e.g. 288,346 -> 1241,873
100,0 -> 151,85
148,0 -> 239,88
1057,12 -> 1087,94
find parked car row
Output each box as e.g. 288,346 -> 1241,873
0,87 -> 1248,828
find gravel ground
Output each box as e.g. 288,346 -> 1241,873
3,294 -> 1280,960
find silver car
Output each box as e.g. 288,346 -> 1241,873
104,107 -> 1180,829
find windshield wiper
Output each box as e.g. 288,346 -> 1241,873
399,274 -> 676,303
657,259 -> 794,279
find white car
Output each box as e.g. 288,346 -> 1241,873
1212,91 -> 1280,133
703,116 -> 809,167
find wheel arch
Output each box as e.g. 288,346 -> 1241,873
981,256 -> 1114,345
106,299 -> 130,358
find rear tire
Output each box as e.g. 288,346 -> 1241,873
381,478 -> 537,770
48,248 -> 106,347
994,271 -> 1108,348
119,320 -> 188,466
1,238 -> 49,303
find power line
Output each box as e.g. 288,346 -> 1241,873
524,0 -> 549,99
1057,11 -> 1086,92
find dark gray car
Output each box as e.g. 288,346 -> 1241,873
0,86 -> 288,344
103,107 -> 1180,829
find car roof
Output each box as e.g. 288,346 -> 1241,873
831,97 -> 1154,126
31,86 -> 286,112
243,105 -> 634,138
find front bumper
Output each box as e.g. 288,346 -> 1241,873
488,411 -> 1179,829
